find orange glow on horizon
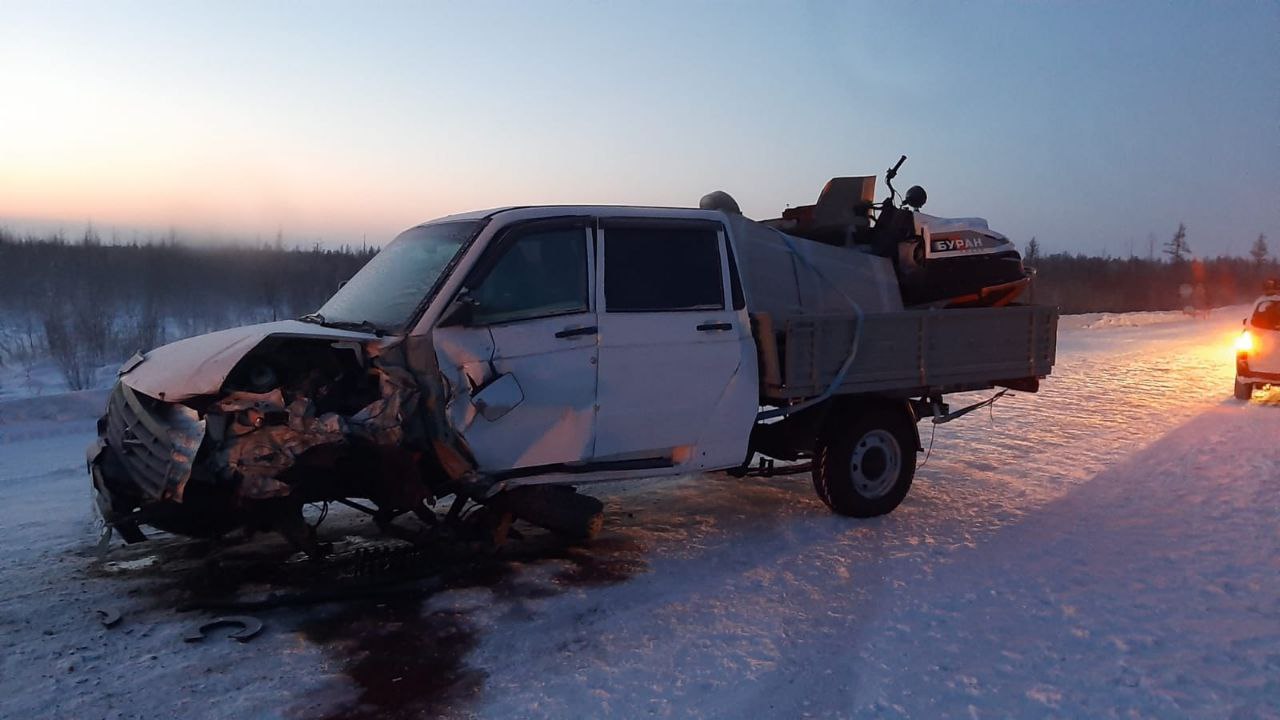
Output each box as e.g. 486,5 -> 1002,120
0,160 -> 480,243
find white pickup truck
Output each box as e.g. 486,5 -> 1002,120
1235,293 -> 1280,399
89,188 -> 1058,554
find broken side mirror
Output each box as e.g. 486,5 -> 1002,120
440,290 -> 479,327
472,373 -> 524,421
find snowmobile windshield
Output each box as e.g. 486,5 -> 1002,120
312,220 -> 483,333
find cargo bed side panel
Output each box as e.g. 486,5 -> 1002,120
767,305 -> 1057,400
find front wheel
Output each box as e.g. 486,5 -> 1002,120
1234,378 -> 1254,401
813,405 -> 918,517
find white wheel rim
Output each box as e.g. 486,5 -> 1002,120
849,429 -> 901,499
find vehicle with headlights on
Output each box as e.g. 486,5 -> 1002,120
1235,294 -> 1280,399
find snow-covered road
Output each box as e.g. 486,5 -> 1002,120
1,309 -> 1276,719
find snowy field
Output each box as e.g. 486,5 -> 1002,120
1,307 -> 1277,719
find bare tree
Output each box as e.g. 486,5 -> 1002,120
41,306 -> 94,391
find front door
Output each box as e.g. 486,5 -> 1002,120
433,218 -> 599,471
592,218 -> 757,470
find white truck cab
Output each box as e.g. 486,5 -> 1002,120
1235,294 -> 1280,399
424,207 -> 758,483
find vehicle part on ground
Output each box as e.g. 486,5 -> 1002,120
812,402 -> 918,517
183,616 -> 263,643
94,608 -> 122,628
486,486 -> 605,541
1235,379 -> 1254,400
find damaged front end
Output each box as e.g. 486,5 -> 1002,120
88,325 -> 468,554
89,324 -> 604,556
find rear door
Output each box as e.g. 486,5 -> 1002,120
592,217 -> 757,470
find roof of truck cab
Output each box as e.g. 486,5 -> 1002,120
419,205 -> 729,226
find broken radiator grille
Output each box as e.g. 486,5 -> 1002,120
105,382 -> 205,502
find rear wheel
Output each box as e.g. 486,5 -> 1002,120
813,404 -> 918,517
1234,378 -> 1254,401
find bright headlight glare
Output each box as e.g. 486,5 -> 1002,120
1235,330 -> 1254,353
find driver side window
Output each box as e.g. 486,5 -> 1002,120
469,225 -> 589,325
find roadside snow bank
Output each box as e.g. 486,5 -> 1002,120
0,389 -> 108,444
0,389 -> 108,425
0,358 -> 118,401
1060,304 -> 1249,331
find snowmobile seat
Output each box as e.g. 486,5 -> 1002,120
807,176 -> 875,247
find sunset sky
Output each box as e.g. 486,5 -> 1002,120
1,1 -> 1277,256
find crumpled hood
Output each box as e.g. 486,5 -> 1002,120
120,320 -> 380,402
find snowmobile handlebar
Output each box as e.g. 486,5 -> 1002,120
887,155 -> 907,180
884,155 -> 907,205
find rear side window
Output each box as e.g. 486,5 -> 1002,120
604,226 -> 724,312
1252,300 -> 1280,330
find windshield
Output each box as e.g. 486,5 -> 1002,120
1252,300 -> 1280,331
312,220 -> 482,332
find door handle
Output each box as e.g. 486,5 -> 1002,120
555,325 -> 598,339
696,322 -> 734,332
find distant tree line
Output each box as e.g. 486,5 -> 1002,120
1024,227 -> 1274,314
0,227 -> 375,389
0,223 -> 1275,390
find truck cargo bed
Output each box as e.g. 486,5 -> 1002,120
757,304 -> 1058,402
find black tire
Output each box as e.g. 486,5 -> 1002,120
813,404 -> 918,517
1234,378 -> 1254,401
489,485 -> 604,541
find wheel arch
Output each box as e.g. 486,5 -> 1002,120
827,395 -> 922,452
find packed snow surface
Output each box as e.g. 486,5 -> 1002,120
1057,307 -> 1216,331
1,307 -> 1277,719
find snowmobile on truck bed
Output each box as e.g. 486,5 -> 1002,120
757,155 -> 1031,308
88,157 -> 1057,557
